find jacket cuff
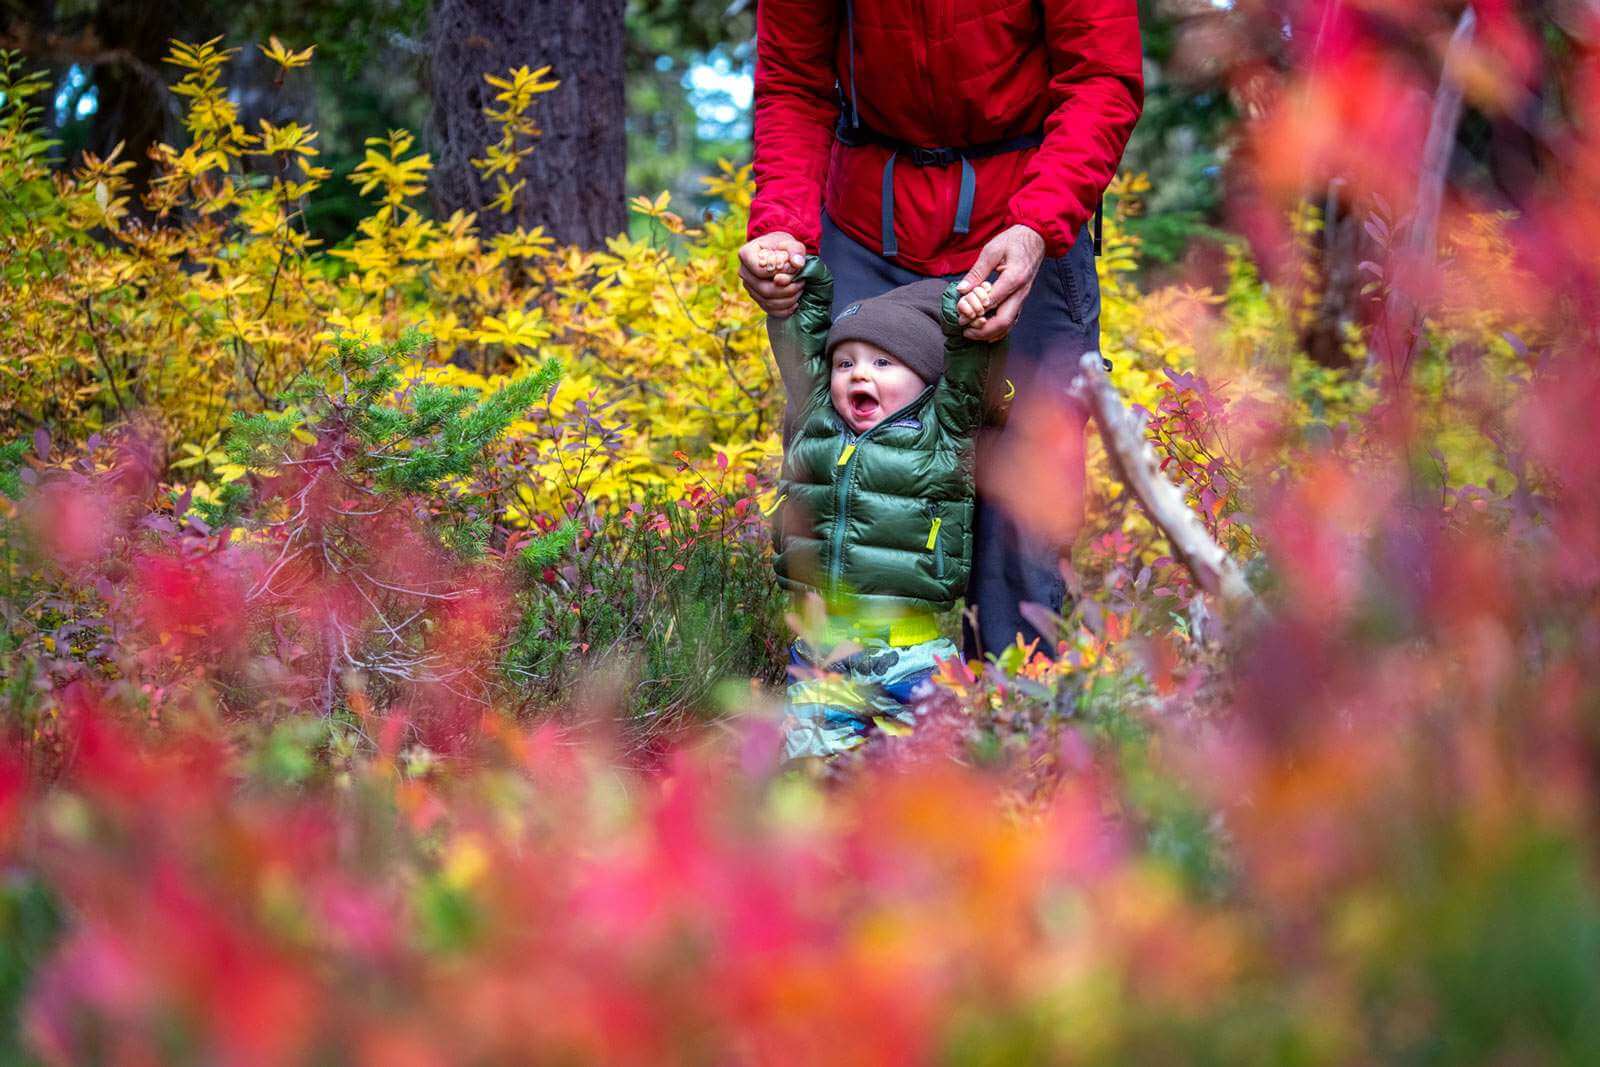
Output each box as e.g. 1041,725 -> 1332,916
747,209 -> 822,254
1003,209 -> 1072,260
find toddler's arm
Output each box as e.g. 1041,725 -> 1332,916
933,280 -> 1002,435
766,256 -> 835,442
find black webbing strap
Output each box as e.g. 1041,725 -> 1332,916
833,117 -> 1047,166
836,117 -> 1047,257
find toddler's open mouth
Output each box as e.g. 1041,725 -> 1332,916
847,388 -> 880,423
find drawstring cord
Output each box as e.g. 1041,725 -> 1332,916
844,0 -> 860,130
880,151 -> 898,257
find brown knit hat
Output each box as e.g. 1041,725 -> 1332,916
824,278 -> 949,385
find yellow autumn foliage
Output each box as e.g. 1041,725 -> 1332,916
9,39 -> 1523,549
0,41 -> 1226,534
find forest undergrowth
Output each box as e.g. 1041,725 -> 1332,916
3,16 -> 1600,1063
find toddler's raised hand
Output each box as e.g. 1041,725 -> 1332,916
738,231 -> 808,317
956,281 -> 994,328
754,247 -> 785,276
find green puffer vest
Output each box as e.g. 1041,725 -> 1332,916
768,257 -> 999,615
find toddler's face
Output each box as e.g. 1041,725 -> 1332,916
829,341 -> 925,433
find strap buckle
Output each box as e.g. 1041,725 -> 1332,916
908,145 -> 959,168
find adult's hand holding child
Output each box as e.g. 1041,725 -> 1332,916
739,231 -> 808,318
954,224 -> 1046,341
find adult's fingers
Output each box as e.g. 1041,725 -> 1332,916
748,273 -> 800,299
957,243 -> 1003,294
740,266 -> 802,302
985,259 -> 1032,308
750,295 -> 800,318
750,281 -> 802,308
765,296 -> 802,319
740,273 -> 802,317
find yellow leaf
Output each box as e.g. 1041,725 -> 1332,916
261,35 -> 315,70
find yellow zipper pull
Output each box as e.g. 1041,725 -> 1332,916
925,517 -> 943,550
762,492 -> 788,517
836,443 -> 856,466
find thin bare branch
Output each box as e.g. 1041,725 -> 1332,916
1379,5 -> 1477,379
1068,352 -> 1259,613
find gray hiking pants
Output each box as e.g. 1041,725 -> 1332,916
817,212 -> 1099,659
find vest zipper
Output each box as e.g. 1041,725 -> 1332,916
925,501 -> 945,580
827,385 -> 936,594
828,444 -> 860,593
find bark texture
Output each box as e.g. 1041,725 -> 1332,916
1301,181 -> 1363,370
427,0 -> 627,246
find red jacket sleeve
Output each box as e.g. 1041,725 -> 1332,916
1006,0 -> 1144,257
748,0 -> 840,252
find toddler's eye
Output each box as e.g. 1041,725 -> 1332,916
874,357 -> 891,368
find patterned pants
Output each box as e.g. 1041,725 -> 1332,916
782,635 -> 959,760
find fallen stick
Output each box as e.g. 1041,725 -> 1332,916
1068,351 -> 1260,613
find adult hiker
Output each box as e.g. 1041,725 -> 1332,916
740,0 -> 1144,658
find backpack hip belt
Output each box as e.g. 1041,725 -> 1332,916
834,116 -> 1104,262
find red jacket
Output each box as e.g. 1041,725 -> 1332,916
749,0 -> 1144,276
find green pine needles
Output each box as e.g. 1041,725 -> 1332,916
519,520 -> 580,572
0,439 -> 28,501
217,329 -> 562,543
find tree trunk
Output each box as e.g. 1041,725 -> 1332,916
427,0 -> 627,247
1374,5 -> 1475,384
1300,181 -> 1363,370
87,2 -> 189,193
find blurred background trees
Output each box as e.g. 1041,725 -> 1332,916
625,0 -> 754,209
2,0 -> 756,246
3,0 -> 430,238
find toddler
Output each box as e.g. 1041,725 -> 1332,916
764,255 -> 997,759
